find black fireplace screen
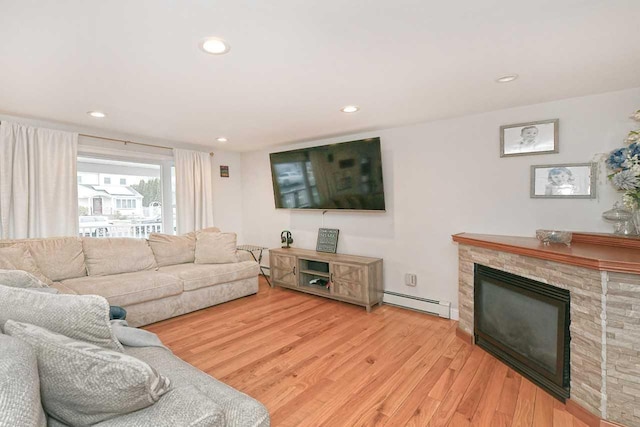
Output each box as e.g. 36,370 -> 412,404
474,264 -> 570,400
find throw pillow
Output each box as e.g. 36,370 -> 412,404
200,226 -> 221,233
0,333 -> 47,427
23,237 -> 87,281
0,268 -> 50,289
148,233 -> 197,267
0,285 -> 122,351
0,246 -> 53,285
4,320 -> 171,426
194,231 -> 239,264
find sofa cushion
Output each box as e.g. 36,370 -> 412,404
0,268 -> 50,289
159,261 -> 259,292
0,333 -> 47,427
125,345 -> 270,427
195,231 -> 239,264
0,285 -> 122,351
61,271 -> 183,307
0,237 -> 86,281
83,237 -> 158,276
149,232 -> 197,267
26,237 -> 87,281
94,385 -> 226,427
4,320 -> 171,426
0,246 -> 53,285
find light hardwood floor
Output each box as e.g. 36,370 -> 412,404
146,277 -> 588,427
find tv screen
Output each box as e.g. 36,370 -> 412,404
270,137 -> 385,210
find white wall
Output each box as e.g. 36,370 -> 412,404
211,150 -> 244,241
241,87 -> 640,314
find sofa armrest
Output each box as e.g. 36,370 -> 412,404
94,385 -> 225,427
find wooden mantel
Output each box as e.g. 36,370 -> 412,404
452,232 -> 640,274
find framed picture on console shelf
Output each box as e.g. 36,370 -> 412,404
500,119 -> 559,157
530,162 -> 596,199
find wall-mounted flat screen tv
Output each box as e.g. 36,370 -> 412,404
269,137 -> 385,210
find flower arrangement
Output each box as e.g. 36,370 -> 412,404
606,109 -> 640,209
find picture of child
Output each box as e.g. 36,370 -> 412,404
518,126 -> 539,148
508,125 -> 554,154
545,167 -> 577,195
501,119 -> 558,157
531,163 -> 595,199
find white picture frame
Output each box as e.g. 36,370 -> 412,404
501,119 -> 559,157
530,163 -> 596,199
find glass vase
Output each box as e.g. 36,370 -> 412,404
634,209 -> 640,236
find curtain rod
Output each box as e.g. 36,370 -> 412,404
80,133 -> 214,157
0,121 -> 213,157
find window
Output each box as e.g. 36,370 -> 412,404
115,199 -> 137,209
78,157 -> 171,238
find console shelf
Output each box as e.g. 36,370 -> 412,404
299,269 -> 330,278
269,247 -> 383,312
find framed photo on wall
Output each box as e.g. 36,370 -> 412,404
530,163 -> 596,199
501,119 -> 559,157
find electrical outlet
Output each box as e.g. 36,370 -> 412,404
405,273 -> 417,287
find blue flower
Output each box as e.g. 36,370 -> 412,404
629,142 -> 640,158
607,147 -> 628,170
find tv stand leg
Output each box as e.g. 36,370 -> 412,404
366,305 -> 371,313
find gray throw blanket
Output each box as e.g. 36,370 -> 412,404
110,320 -> 169,350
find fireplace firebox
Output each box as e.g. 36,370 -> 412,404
474,264 -> 570,401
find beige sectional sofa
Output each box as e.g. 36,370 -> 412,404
0,230 -> 259,327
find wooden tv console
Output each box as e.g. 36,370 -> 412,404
269,247 -> 383,312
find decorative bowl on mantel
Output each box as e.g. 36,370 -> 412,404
536,230 -> 572,246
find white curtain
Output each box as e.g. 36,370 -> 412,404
0,121 -> 79,239
174,149 -> 215,234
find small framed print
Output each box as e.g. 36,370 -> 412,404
530,163 -> 596,199
501,119 -> 559,157
316,228 -> 339,253
220,165 -> 229,178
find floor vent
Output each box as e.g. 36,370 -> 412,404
383,291 -> 451,319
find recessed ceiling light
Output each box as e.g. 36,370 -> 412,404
216,137 -> 228,143
496,74 -> 519,83
341,105 -> 360,113
87,111 -> 106,118
200,37 -> 230,55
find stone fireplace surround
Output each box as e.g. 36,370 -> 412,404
453,232 -> 640,427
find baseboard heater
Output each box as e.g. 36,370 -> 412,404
383,291 -> 451,319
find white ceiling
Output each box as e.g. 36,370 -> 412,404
1,0 -> 639,152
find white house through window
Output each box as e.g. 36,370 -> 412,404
77,156 -> 171,238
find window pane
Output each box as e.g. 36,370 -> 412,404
78,157 -> 164,238
171,166 -> 176,233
